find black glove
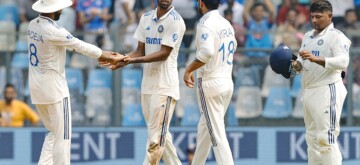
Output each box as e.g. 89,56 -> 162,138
341,71 -> 345,79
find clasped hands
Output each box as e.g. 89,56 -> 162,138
98,51 -> 133,70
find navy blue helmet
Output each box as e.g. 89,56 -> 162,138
269,44 -> 298,79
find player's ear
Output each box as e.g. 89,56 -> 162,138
328,12 -> 333,20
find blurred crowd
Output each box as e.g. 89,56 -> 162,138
1,0 -> 360,126
1,0 -> 360,73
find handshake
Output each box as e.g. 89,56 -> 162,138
98,51 -> 133,70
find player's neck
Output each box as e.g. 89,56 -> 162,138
157,6 -> 172,19
314,22 -> 331,36
40,13 -> 55,20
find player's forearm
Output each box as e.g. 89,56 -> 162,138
126,49 -> 145,58
185,58 -> 206,73
311,56 -> 326,67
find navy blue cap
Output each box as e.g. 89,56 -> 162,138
269,45 -> 297,79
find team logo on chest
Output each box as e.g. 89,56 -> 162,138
158,25 -> 164,33
317,39 -> 324,45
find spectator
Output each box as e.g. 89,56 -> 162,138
243,0 -> 274,57
57,7 -> 77,33
274,9 -> 303,50
337,9 -> 360,86
0,84 -> 39,127
110,0 -> 136,51
219,0 -> 245,26
172,0 -> 197,48
328,0 -> 354,26
224,8 -> 247,47
336,9 -> 360,48
276,0 -> 309,26
19,0 -> 38,23
336,9 -> 360,33
77,0 -> 113,50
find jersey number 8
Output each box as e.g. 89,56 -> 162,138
29,43 -> 39,66
219,40 -> 235,65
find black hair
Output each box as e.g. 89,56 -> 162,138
310,0 -> 333,13
200,0 -> 220,10
345,8 -> 356,16
224,8 -> 233,16
5,83 -> 15,90
251,2 -> 266,12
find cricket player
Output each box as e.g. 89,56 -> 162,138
270,1 -> 351,164
104,0 -> 185,164
29,0 -> 122,164
183,0 -> 237,164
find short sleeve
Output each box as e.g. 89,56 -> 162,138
161,20 -> 185,48
134,14 -> 146,43
195,25 -> 216,63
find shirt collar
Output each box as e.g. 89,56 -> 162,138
39,15 -> 61,29
200,10 -> 219,22
310,23 -> 334,38
152,6 -> 174,22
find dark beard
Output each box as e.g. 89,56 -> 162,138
198,6 -> 203,16
54,11 -> 62,21
158,1 -> 170,10
5,98 -> 12,105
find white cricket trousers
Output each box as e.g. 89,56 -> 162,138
192,78 -> 234,165
36,97 -> 71,165
303,82 -> 347,165
141,94 -> 181,165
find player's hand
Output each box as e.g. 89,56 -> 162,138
110,61 -> 128,70
123,56 -> 136,64
183,71 -> 195,88
291,60 -> 302,74
112,53 -> 127,64
299,50 -> 317,62
98,51 -> 125,64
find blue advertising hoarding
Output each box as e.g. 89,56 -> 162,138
0,127 -> 359,165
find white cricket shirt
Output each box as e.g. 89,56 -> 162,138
298,23 -> 351,89
195,10 -> 237,80
133,7 -> 186,100
28,16 -> 102,104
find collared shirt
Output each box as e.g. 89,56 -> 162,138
134,7 -> 186,100
195,10 -> 237,80
28,16 -> 102,104
298,23 -> 351,88
0,100 -> 39,127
